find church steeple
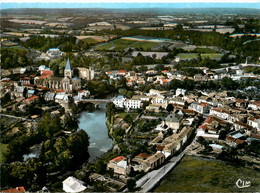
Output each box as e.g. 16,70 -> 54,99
64,58 -> 72,78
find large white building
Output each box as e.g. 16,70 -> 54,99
62,176 -> 86,193
124,97 -> 142,110
113,95 -> 126,108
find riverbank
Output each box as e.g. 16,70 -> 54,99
154,155 -> 260,192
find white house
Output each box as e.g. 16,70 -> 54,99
189,102 -> 210,114
113,95 -> 126,108
210,108 -> 230,120
248,117 -> 260,132
175,88 -> 186,96
124,97 -> 142,110
147,89 -> 165,96
151,95 -> 168,106
62,176 -> 86,193
248,101 -> 260,110
78,90 -> 90,100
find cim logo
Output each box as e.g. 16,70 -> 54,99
236,179 -> 251,189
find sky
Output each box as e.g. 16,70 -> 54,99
1,0 -> 260,9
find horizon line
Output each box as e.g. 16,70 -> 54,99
2,2 -> 260,10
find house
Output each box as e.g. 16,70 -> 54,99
162,141 -> 180,158
27,89 -> 35,98
226,136 -> 246,147
62,176 -> 87,193
189,102 -> 210,114
132,153 -> 150,172
248,117 -> 260,132
234,121 -> 254,135
117,70 -> 126,76
175,88 -> 186,96
151,95 -> 168,107
145,152 -> 165,170
2,187 -> 26,193
164,113 -> 183,130
248,101 -> 260,110
146,104 -> 162,113
124,97 -> 141,110
210,108 -> 230,120
13,86 -> 25,98
107,156 -> 129,176
78,90 -> 90,100
113,95 -> 126,108
147,89 -> 166,96
236,99 -> 248,108
25,95 -> 39,104
77,67 -> 95,80
44,92 -> 55,101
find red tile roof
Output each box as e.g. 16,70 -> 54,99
110,156 -> 126,163
236,99 -> 247,103
80,90 -> 86,93
161,79 -> 167,83
200,102 -> 209,107
211,108 -> 229,114
226,136 -> 235,142
234,139 -> 245,144
136,153 -> 148,159
56,89 -> 66,93
25,95 -> 39,102
182,109 -> 194,114
37,70 -> 53,79
251,134 -> 260,140
1,80 -> 14,83
234,121 -> 253,130
23,84 -> 35,87
118,70 -> 126,74
2,186 -> 26,192
155,145 -> 165,151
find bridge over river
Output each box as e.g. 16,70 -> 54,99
77,99 -> 112,108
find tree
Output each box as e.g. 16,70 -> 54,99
126,179 -> 136,191
166,104 -> 174,113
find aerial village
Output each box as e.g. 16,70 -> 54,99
1,7 -> 260,192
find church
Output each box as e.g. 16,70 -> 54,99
35,58 -> 81,92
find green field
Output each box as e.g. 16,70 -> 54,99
177,53 -> 199,60
155,156 -> 260,192
96,39 -> 135,51
195,47 -> 219,53
177,53 -> 223,60
130,41 -> 159,50
95,38 -> 159,51
81,38 -> 100,44
0,143 -> 8,163
201,53 -> 223,60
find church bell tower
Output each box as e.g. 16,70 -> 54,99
64,58 -> 72,78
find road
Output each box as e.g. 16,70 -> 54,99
136,138 -> 196,192
0,113 -> 33,122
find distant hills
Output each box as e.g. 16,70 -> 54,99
1,8 -> 260,16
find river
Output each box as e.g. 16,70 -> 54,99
154,155 -> 260,192
78,103 -> 113,162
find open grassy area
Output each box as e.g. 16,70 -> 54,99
116,112 -> 138,120
155,156 -> 260,192
81,38 -> 100,44
195,47 -> 219,53
177,53 -> 223,60
177,53 -> 199,60
96,38 -> 136,51
201,53 -> 223,60
130,41 -> 159,50
0,143 -> 8,163
95,38 -> 159,51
